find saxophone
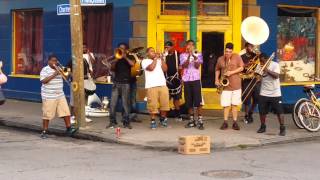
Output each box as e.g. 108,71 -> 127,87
217,58 -> 230,94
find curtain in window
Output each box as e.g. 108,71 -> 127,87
82,5 -> 113,80
15,10 -> 43,75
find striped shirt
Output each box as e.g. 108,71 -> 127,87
40,66 -> 65,100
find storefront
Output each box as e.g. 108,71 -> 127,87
143,0 -> 320,110
0,0 -> 319,112
0,0 -> 133,101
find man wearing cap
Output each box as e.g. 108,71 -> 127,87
164,41 -> 182,121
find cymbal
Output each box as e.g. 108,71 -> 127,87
130,47 -> 144,53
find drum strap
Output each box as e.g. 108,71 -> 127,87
165,50 -> 179,80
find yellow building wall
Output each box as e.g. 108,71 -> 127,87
147,0 -> 242,109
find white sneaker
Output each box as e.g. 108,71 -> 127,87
85,117 -> 93,123
71,116 -> 76,124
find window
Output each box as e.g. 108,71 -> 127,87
13,9 -> 43,75
82,5 -> 113,82
164,32 -> 187,53
161,0 -> 228,16
277,7 -> 317,82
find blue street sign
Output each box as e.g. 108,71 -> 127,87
80,0 -> 106,6
57,4 -> 70,15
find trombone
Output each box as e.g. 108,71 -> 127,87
53,61 -> 71,85
242,52 -> 275,102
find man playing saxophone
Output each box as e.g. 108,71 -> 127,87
215,43 -> 244,130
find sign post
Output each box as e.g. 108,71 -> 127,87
69,0 -> 86,128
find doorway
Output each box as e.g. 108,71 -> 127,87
201,32 -> 224,88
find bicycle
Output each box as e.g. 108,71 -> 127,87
294,85 -> 320,132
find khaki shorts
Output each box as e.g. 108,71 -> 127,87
146,86 -> 170,113
42,97 -> 71,120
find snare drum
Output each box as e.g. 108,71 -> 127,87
166,74 -> 182,96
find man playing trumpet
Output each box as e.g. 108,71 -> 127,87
215,43 -> 244,130
141,47 -> 170,129
180,40 -> 204,130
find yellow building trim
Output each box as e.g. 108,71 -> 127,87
232,0 -> 242,52
147,0 -> 157,48
281,82 -> 320,86
12,12 -> 16,74
9,74 -> 40,79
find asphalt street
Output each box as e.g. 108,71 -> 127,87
0,126 -> 318,180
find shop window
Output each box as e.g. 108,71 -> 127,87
160,0 -> 228,16
13,9 -> 43,75
277,7 -> 317,82
82,5 -> 113,82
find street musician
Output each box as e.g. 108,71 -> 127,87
215,43 -> 244,130
241,42 -> 260,124
256,53 -> 286,136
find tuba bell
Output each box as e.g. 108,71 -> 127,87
241,16 -> 270,46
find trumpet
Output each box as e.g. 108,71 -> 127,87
114,47 -> 144,60
53,62 -> 71,84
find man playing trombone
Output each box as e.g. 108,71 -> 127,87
107,43 -> 134,129
215,43 -> 244,130
256,53 -> 286,136
39,55 -> 77,139
241,42 -> 260,124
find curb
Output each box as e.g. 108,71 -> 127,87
1,119 -> 320,152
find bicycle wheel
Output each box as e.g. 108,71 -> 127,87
298,101 -> 320,132
292,98 -> 309,129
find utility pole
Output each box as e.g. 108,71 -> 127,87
69,0 -> 86,128
190,0 -> 197,45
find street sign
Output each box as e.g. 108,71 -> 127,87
80,0 -> 106,6
57,4 -> 70,15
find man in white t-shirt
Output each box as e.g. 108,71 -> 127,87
256,53 -> 285,136
141,47 -> 170,129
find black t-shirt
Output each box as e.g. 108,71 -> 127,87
114,58 -> 131,83
165,51 -> 180,77
241,52 -> 256,65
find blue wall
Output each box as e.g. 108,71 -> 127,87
257,0 -> 320,105
0,0 -> 132,101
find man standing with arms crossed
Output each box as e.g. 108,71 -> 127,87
215,43 -> 244,130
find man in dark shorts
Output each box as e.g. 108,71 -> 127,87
180,40 -> 204,130
164,41 -> 182,121
256,53 -> 286,136
241,42 -> 259,123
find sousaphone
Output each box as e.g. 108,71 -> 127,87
241,16 -> 269,46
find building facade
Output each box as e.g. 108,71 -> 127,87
0,0 -> 319,111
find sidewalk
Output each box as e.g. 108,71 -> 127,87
1,99 -> 320,151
